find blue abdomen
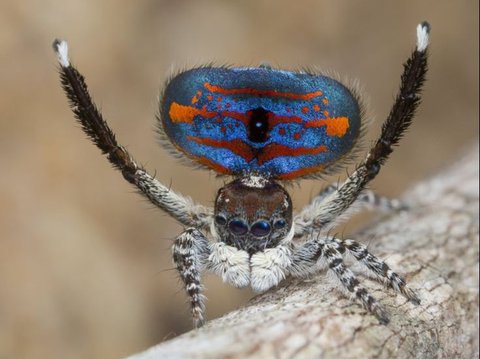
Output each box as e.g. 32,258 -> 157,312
159,67 -> 361,179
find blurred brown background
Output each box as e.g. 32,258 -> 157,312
0,1 -> 478,358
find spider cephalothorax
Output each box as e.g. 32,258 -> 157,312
213,177 -> 292,254
53,22 -> 430,328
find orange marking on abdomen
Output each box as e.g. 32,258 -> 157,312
258,144 -> 327,165
305,117 -> 350,137
302,107 -> 309,113
204,83 -> 322,100
322,98 -> 329,105
169,102 -> 216,123
187,136 -> 255,162
313,104 -> 320,112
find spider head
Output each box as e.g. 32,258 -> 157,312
213,176 -> 292,254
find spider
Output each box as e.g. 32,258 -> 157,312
53,22 -> 429,328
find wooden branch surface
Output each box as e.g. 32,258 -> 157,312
129,146 -> 479,359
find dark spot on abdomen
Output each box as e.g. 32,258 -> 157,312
248,108 -> 270,143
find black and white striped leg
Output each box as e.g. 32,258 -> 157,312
357,190 -> 406,211
289,237 -> 393,324
307,184 -> 406,213
173,228 -> 210,328
323,242 -> 390,324
331,238 -> 420,304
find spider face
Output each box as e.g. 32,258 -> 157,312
213,177 -> 292,254
54,21 -> 429,329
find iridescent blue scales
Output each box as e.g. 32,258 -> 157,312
160,67 -> 361,179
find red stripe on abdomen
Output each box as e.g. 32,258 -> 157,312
204,83 -> 322,100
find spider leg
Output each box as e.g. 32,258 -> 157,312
294,22 -> 430,236
173,228 -> 210,328
319,184 -> 407,211
289,237 -> 389,324
52,40 -> 212,229
331,238 -> 420,304
357,190 -> 406,211
296,185 -> 406,231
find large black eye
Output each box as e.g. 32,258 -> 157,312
251,220 -> 271,237
229,219 -> 248,235
215,215 -> 227,226
273,219 -> 286,230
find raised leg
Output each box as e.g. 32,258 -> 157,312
52,40 -> 213,229
294,22 -> 430,236
173,228 -> 210,328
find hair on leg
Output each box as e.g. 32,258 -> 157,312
294,22 -> 430,236
52,39 -> 212,229
173,228 -> 210,328
331,238 -> 420,304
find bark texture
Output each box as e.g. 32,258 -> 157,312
129,146 -> 479,359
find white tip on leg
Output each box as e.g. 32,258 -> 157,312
416,21 -> 430,52
52,39 -> 70,67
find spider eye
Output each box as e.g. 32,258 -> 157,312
229,219 -> 248,235
215,215 -> 227,226
251,220 -> 271,237
273,219 -> 286,229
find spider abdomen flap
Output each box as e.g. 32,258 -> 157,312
160,67 -> 362,179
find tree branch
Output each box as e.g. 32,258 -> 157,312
129,145 -> 479,359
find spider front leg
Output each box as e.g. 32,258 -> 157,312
52,40 -> 213,229
173,228 -> 210,328
294,22 -> 430,236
